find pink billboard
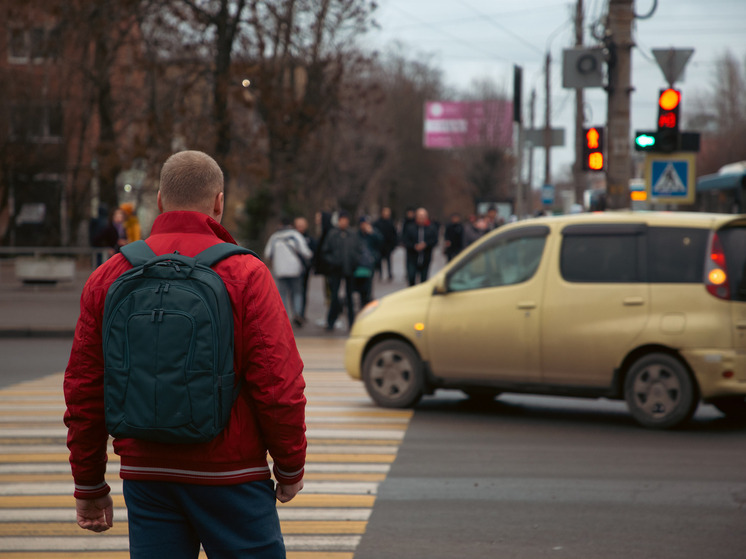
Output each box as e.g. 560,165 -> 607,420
423,100 -> 514,149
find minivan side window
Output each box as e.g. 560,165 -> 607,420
561,225 -> 644,283
647,227 -> 708,283
448,234 -> 547,292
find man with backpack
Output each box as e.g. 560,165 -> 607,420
63,150 -> 306,558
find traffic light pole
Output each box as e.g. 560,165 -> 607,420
605,0 -> 634,209
573,0 -> 586,205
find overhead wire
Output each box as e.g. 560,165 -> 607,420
386,3 -> 513,63
453,0 -> 545,56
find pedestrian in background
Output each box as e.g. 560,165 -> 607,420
120,203 -> 142,243
64,150 -> 306,557
321,210 -> 363,331
443,212 -> 464,262
402,207 -> 439,286
313,211 -> 334,321
373,206 -> 397,281
462,214 -> 487,248
294,216 -> 317,323
265,215 -> 314,327
355,216 -> 383,310
92,206 -> 128,258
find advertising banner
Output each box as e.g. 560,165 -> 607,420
423,100 -> 513,149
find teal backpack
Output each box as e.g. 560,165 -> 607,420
102,240 -> 257,444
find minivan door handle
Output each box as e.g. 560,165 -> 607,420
623,297 -> 645,306
517,301 -> 537,310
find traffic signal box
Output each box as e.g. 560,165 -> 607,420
634,88 -> 699,153
582,126 -> 605,171
656,88 -> 680,151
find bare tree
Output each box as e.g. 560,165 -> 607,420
690,50 -> 746,175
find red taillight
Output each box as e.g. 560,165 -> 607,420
705,233 -> 730,300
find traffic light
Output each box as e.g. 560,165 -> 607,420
582,126 -> 605,171
656,88 -> 681,152
634,131 -> 658,152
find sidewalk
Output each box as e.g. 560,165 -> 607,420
0,247 -> 441,338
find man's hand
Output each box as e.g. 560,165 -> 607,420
75,495 -> 114,532
276,480 -> 304,503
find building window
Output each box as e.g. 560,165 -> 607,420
9,28 -> 27,60
7,26 -> 58,63
10,103 -> 64,142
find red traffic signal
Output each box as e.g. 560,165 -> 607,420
582,126 -> 605,171
657,88 -> 681,131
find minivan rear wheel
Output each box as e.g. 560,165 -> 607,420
362,340 -> 424,408
624,353 -> 698,429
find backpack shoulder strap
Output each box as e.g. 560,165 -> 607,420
120,240 -> 156,267
195,243 -> 258,268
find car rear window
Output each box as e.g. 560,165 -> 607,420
718,225 -> 746,301
647,227 -> 707,283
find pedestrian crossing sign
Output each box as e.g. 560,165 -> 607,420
644,153 -> 696,204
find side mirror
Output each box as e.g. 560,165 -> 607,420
433,274 -> 448,295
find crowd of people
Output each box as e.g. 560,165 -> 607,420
263,204 -> 506,332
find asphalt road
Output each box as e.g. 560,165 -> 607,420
356,392 -> 746,559
0,338 -> 72,388
5,337 -> 746,558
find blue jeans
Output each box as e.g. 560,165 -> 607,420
123,479 -> 285,558
276,276 -> 303,320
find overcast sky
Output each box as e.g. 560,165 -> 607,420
362,0 -> 746,187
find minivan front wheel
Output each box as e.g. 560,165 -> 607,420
624,353 -> 698,429
362,340 -> 424,408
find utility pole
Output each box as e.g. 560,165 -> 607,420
528,89 -> 536,195
513,65 -> 525,219
605,0 -> 634,209
573,0 -> 586,205
544,51 -> 552,188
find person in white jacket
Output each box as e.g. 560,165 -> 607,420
264,216 -> 314,326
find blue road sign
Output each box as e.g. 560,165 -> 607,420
645,154 -> 696,204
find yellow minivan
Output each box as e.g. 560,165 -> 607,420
345,211 -> 746,429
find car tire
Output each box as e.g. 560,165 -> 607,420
624,353 -> 698,429
711,397 -> 746,419
362,340 -> 424,408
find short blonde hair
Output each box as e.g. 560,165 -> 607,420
159,151 -> 223,212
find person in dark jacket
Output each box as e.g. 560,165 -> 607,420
321,210 -> 363,330
372,206 -> 398,281
443,212 -> 464,262
402,207 -> 439,286
294,216 -> 317,322
354,216 -> 384,310
313,211 -> 334,317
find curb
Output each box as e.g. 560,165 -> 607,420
0,328 -> 76,339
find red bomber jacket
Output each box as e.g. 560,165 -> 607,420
64,211 -> 307,499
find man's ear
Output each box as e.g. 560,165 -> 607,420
213,191 -> 224,223
157,191 -> 165,214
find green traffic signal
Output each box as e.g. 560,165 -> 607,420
635,133 -> 656,149
634,131 -> 662,152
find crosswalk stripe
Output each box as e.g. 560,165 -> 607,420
0,508 -> 372,522
0,535 -> 362,551
0,337 -> 409,556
